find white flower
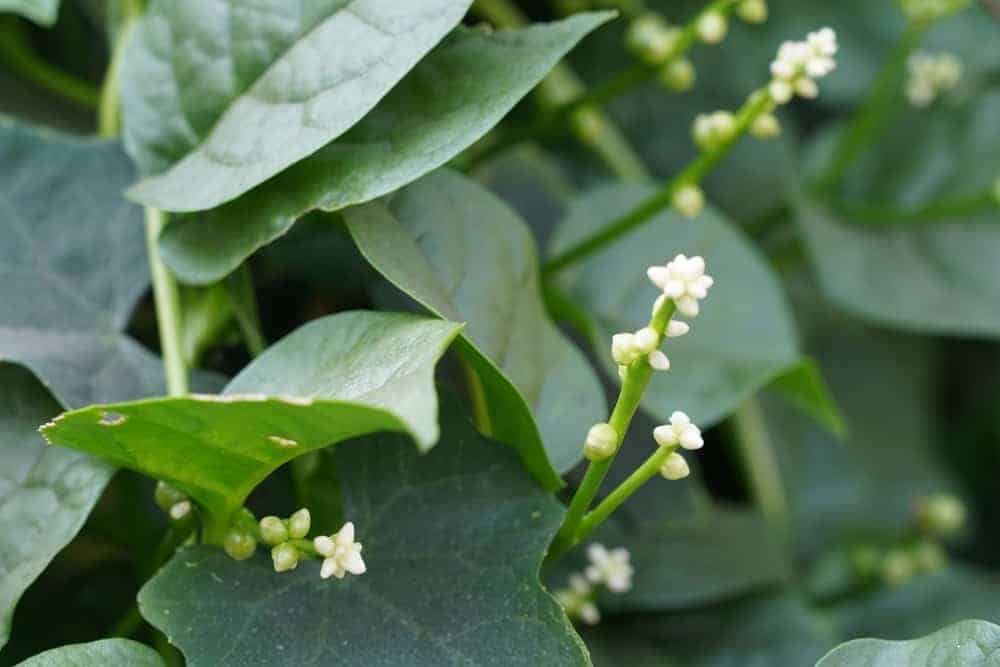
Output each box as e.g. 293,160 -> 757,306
692,111 -> 736,151
906,52 -> 962,107
585,544 -> 634,593
660,452 -> 691,480
768,28 -> 838,105
653,411 -> 704,450
696,10 -> 728,44
169,500 -> 192,520
555,574 -> 601,625
666,320 -> 690,338
584,422 -> 618,461
672,183 -> 705,218
648,350 -> 671,371
658,58 -> 695,92
315,522 -> 366,580
633,327 -> 659,354
646,254 -> 714,318
750,112 -> 781,139
612,327 -> 666,368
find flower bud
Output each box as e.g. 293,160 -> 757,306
880,548 -> 915,588
737,0 -> 768,23
154,481 -> 186,513
916,493 -> 966,538
660,452 -> 690,480
696,11 -> 728,44
584,423 -> 618,461
271,542 -> 300,573
259,516 -> 289,546
288,508 -> 312,539
224,530 -> 258,561
911,540 -> 947,573
570,107 -> 606,144
672,184 -> 705,218
168,500 -> 192,521
750,112 -> 781,139
849,545 -> 882,579
648,350 -> 671,371
658,58 -> 695,92
633,327 -> 659,354
625,13 -> 678,65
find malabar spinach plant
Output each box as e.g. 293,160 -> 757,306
1,0 -> 999,665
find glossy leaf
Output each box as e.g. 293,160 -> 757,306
0,120 -> 165,408
138,398 -> 588,666
0,365 -> 112,649
122,0 -> 474,211
549,182 -> 804,429
816,619 -> 1000,666
346,169 -> 606,485
796,92 -> 1000,338
42,312 -> 461,528
0,0 -> 58,26
15,639 -> 164,666
157,14 -> 614,284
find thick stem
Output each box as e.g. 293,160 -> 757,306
548,299 -> 676,560
730,399 -> 789,535
145,208 -> 189,396
543,89 -> 775,275
814,20 -> 929,194
0,18 -> 100,110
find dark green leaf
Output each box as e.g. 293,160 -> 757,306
138,398 -> 588,666
770,358 -> 847,439
0,0 -> 58,26
0,365 -> 111,649
122,0 -> 474,211
795,92 -> 1000,338
549,182 -> 802,428
346,169 -> 607,486
15,638 -> 165,666
41,312 -> 461,529
817,619 -> 1000,666
157,14 -> 614,284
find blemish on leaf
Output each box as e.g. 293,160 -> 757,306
279,395 -> 313,407
99,411 -> 127,426
268,435 -> 298,448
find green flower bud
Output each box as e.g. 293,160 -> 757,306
570,107 -> 606,145
911,540 -> 947,573
259,516 -> 289,546
880,548 -> 915,588
584,423 -> 618,461
848,545 -> 882,579
224,530 -> 258,561
154,481 -> 187,513
695,10 -> 728,44
658,59 -> 695,92
272,542 -> 300,573
625,13 -> 678,66
750,112 -> 781,139
916,493 -> 966,538
737,0 -> 768,23
288,508 -> 312,539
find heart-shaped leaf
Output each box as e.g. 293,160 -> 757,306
795,92 -> 1000,338
0,0 -> 58,26
345,169 -> 607,486
816,619 -> 1000,666
549,182 -> 835,430
15,639 -> 165,666
0,365 -> 112,649
137,398 -> 588,666
156,14 -> 614,285
122,0 -> 474,211
41,312 -> 461,532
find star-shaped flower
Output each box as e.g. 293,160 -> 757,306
314,521 -> 366,580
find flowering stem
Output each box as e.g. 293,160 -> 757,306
548,299 -> 676,561
543,88 -> 775,276
814,19 -> 929,195
576,444 -> 677,542
730,399 -> 789,535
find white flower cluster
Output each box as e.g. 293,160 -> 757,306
906,52 -> 962,107
625,12 -> 680,66
554,544 -> 634,626
768,28 -> 838,104
653,411 -> 704,480
692,111 -> 736,151
315,521 -> 367,580
647,254 -> 714,318
611,322 -> 687,372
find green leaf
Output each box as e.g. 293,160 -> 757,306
122,0 -> 474,211
795,92 -> 1000,338
41,312 -> 461,530
770,358 -> 847,439
0,0 -> 58,26
816,619 -> 1000,666
15,638 -> 165,666
157,14 -> 614,284
345,169 -> 607,486
137,398 -> 588,666
549,182 -> 803,429
549,507 -> 789,613
0,119 -> 165,408
0,364 -> 112,649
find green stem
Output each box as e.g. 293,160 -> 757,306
224,267 -> 268,357
145,208 -> 189,396
0,18 -> 100,109
576,444 -> 676,541
462,358 -> 493,436
98,0 -> 143,138
814,19 -> 929,194
730,399 -> 789,535
548,299 -> 676,561
836,190 -> 997,226
543,88 -> 775,275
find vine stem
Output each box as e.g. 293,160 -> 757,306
0,18 -> 100,109
543,88 -> 775,276
730,399 -> 789,536
144,208 -> 189,396
814,19 -> 929,194
837,189 -> 998,225
548,299 -> 676,561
